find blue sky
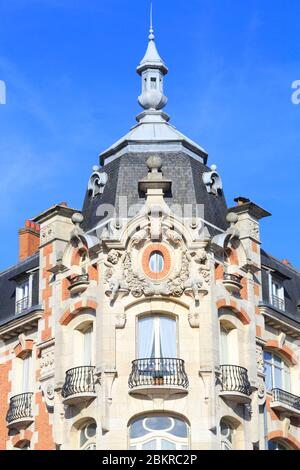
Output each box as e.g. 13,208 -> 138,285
0,0 -> 299,270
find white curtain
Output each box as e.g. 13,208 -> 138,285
138,317 -> 155,358
160,317 -> 176,358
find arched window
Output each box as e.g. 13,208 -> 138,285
264,351 -> 291,392
149,251 -> 164,274
129,415 -> 189,450
268,439 -> 289,451
138,315 -> 176,359
79,421 -> 97,450
220,420 -> 234,450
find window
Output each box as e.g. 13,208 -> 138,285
220,421 -> 234,450
129,416 -> 189,450
220,325 -> 229,364
79,421 -> 97,450
83,325 -> 93,366
138,316 -> 176,359
150,77 -> 157,89
268,440 -> 289,451
16,279 -> 30,314
270,277 -> 285,311
264,352 -> 291,392
149,251 -> 164,274
22,355 -> 31,393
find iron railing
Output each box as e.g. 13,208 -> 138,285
6,392 -> 33,424
272,388 -> 300,411
70,273 -> 89,285
220,365 -> 251,396
128,358 -> 189,389
271,294 -> 285,311
15,296 -> 29,314
223,273 -> 242,284
61,366 -> 95,399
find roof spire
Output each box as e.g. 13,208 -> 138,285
149,2 -> 154,40
136,3 -> 168,116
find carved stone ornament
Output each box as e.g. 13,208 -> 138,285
104,243 -> 210,302
257,380 -> 266,405
188,313 -> 200,328
88,166 -> 108,198
40,347 -> 55,380
40,380 -> 55,409
256,345 -> 264,375
202,164 -> 223,196
115,313 -> 127,329
250,221 -> 260,241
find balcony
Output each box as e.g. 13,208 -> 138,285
271,294 -> 285,311
128,358 -> 189,397
219,365 -> 251,403
68,273 -> 90,296
6,392 -> 34,429
271,388 -> 300,417
16,296 -> 30,314
222,273 -> 242,295
61,366 -> 96,405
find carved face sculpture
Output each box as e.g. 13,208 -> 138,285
107,250 -> 119,265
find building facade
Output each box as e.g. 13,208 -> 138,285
1,24 -> 300,451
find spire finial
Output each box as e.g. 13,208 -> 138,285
149,2 -> 154,40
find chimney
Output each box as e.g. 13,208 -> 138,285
282,259 -> 292,267
19,220 -> 40,261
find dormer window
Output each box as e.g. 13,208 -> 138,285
270,276 -> 285,311
16,278 -> 30,314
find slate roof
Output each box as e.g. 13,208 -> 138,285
82,151 -> 228,235
261,249 -> 300,324
0,252 -> 40,326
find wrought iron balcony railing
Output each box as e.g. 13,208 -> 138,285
16,296 -> 29,314
128,358 -> 189,389
6,392 -> 33,425
271,294 -> 285,311
223,273 -> 241,284
272,388 -> 300,412
69,273 -> 89,286
220,364 -> 251,396
61,366 -> 96,399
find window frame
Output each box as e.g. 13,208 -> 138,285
136,314 -> 179,359
264,351 -> 291,392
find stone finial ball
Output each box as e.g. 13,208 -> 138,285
226,212 -> 238,224
147,155 -> 162,171
92,165 -> 100,172
72,213 -> 84,225
210,164 -> 217,171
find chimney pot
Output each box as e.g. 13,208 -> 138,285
19,220 -> 40,261
282,259 -> 291,266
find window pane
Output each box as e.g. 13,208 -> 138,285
161,439 -> 176,450
264,362 -> 273,391
130,419 -> 148,439
142,439 -> 157,450
149,252 -> 164,273
172,418 -> 188,438
145,417 -> 172,431
264,351 -> 272,362
138,317 -> 155,359
159,316 -> 176,358
274,366 -> 282,389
